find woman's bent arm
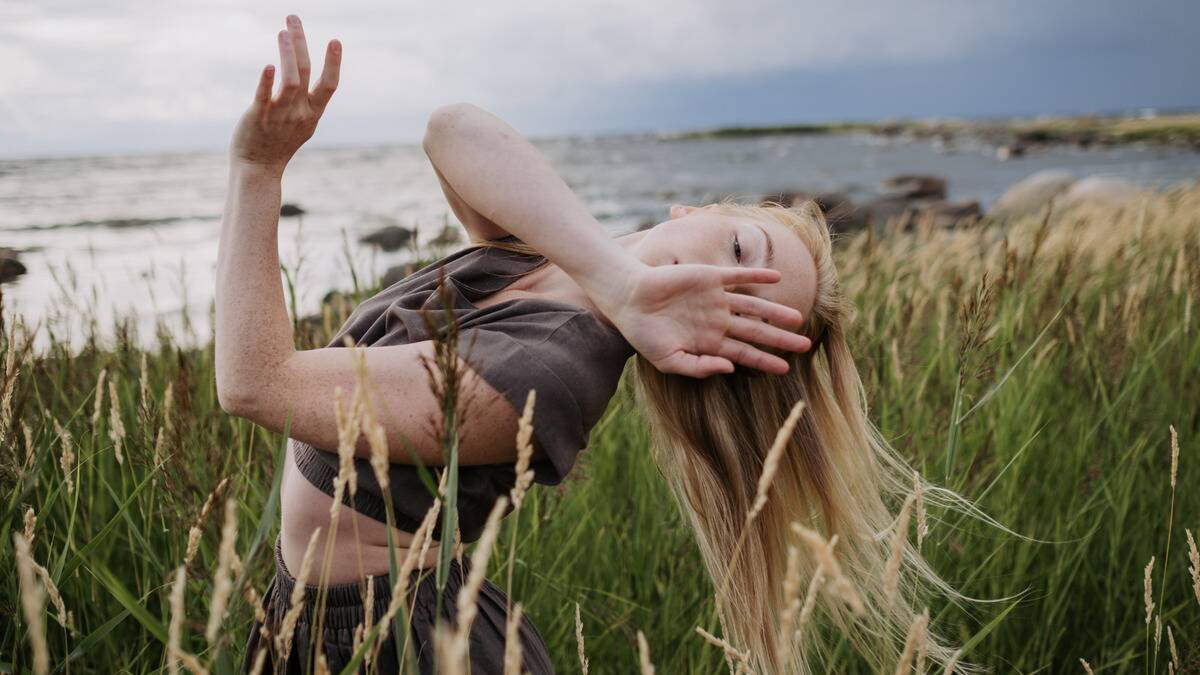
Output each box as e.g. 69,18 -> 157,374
422,103 -> 640,298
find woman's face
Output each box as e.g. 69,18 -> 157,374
632,205 -> 818,323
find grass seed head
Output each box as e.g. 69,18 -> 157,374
13,533 -> 49,675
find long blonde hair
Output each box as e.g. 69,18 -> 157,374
467,200 -> 985,673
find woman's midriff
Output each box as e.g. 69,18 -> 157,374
280,441 -> 441,585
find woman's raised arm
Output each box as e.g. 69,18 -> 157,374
422,103 -> 811,376
214,15 -> 340,412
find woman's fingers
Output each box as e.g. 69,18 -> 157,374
252,64 -> 275,109
726,315 -> 811,353
717,337 -> 790,374
726,292 -> 804,328
310,40 -> 341,112
718,266 -> 781,287
658,351 -> 735,378
286,15 -> 312,92
276,30 -> 301,104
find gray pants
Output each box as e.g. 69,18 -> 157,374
241,538 -> 556,674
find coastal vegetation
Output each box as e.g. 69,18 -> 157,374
667,112 -> 1200,151
2,181 -> 1199,672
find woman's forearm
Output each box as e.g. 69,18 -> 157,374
214,161 -> 297,411
421,103 -> 644,303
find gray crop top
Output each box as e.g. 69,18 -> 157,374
291,234 -> 635,543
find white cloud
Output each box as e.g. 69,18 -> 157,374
0,0 -> 1053,155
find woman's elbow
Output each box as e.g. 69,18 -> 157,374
216,383 -> 255,418
423,102 -> 484,150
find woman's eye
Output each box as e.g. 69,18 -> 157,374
733,234 -> 742,263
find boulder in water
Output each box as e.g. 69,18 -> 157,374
359,225 -> 416,251
1060,176 -> 1143,209
990,170 -> 1076,218
880,174 -> 947,200
0,248 -> 25,284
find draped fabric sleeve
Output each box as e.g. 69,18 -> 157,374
453,309 -> 630,485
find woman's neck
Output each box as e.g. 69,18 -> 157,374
515,228 -> 648,330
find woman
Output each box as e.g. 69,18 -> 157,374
218,16 -> 973,675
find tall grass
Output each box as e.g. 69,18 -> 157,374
2,182 -> 1198,673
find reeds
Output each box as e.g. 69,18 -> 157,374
13,533 -> 49,675
1,181 -> 1197,672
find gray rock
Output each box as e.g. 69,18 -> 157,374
359,225 -> 416,251
1060,176 -> 1143,210
0,248 -> 25,283
990,170 -> 1076,218
881,174 -> 947,200
913,200 -> 983,229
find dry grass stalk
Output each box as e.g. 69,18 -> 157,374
164,380 -> 175,436
345,340 -> 392,492
276,527 -> 321,660
28,556 -> 72,632
21,420 -> 34,471
91,367 -> 107,426
510,389 -> 536,508
1154,614 -> 1161,647
139,352 -> 151,409
637,629 -> 656,675
1168,624 -> 1179,671
452,496 -> 510,659
53,417 -> 74,494
715,594 -> 736,674
328,386 -> 362,534
942,648 -> 962,674
1143,555 -> 1155,624
776,544 -> 802,662
433,622 -> 466,675
913,470 -> 928,549
108,377 -> 125,464
243,582 -> 265,623
1187,528 -> 1200,607
0,323 -> 19,436
13,533 -> 49,675
205,497 -> 238,642
790,524 -> 866,614
1079,658 -> 1094,674
153,425 -> 167,470
167,564 -> 208,675
374,498 -> 442,665
23,506 -> 35,546
695,626 -> 752,674
894,608 -> 929,675
884,493 -> 917,604
748,400 -> 805,522
356,576 -> 376,669
185,477 -> 231,567
1168,424 -> 1178,488
503,601 -> 525,675
797,565 -> 825,634
575,602 -> 590,675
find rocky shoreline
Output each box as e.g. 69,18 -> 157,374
662,112 -> 1200,156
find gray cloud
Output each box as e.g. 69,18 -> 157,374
0,0 -> 1195,157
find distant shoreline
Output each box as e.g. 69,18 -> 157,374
659,112 -> 1200,152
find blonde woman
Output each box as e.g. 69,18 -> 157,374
219,15 -> 972,675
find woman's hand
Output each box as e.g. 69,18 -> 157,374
230,15 -> 341,175
597,262 -> 811,378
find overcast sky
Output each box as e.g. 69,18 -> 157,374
2,0 -> 1197,159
